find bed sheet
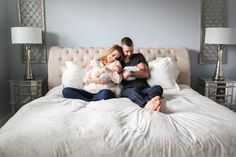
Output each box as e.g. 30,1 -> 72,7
0,85 -> 236,157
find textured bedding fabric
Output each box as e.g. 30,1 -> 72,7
0,85 -> 236,157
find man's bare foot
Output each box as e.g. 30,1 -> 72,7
144,96 -> 163,112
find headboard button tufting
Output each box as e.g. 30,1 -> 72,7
48,46 -> 190,89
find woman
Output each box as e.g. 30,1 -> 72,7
62,44 -> 124,101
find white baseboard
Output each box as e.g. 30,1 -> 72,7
0,113 -> 12,128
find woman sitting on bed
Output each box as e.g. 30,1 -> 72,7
62,44 -> 124,101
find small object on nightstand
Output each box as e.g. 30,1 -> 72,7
198,77 -> 236,110
8,77 -> 47,114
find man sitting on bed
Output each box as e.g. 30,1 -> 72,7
120,37 -> 163,111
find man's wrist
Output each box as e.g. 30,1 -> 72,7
130,71 -> 135,77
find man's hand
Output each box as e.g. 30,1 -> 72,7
122,70 -> 132,80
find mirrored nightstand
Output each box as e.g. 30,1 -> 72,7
198,77 -> 236,111
9,77 -> 47,114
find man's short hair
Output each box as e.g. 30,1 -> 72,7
121,37 -> 133,47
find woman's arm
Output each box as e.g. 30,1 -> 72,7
86,77 -> 99,84
86,76 -> 109,84
84,59 -> 101,84
104,61 -> 123,84
85,65 -> 93,72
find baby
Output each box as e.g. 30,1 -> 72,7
85,58 -> 122,83
99,65 -> 122,81
123,63 -> 146,81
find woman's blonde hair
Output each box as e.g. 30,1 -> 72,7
99,44 -> 124,62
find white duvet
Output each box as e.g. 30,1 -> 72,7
0,85 -> 236,157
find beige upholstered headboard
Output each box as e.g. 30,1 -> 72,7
48,46 -> 191,89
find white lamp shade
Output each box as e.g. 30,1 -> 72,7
11,27 -> 42,44
205,28 -> 236,45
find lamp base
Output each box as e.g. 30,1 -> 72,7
24,74 -> 35,80
213,76 -> 224,81
212,45 -> 224,81
24,45 -> 35,80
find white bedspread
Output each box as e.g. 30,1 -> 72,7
1,85 -> 236,157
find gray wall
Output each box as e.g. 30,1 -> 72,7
45,0 -> 236,89
46,0 -> 200,48
225,0 -> 236,79
0,0 -> 9,118
3,0 -> 236,116
45,0 -> 201,88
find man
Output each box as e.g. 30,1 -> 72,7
120,37 -> 163,111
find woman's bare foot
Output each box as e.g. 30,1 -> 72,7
145,96 -> 163,112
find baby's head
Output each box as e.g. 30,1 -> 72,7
137,63 -> 146,70
112,65 -> 122,74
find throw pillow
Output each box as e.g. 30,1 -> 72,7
147,57 -> 180,90
61,61 -> 85,89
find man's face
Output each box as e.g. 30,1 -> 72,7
122,45 -> 134,60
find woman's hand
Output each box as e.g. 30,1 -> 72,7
87,76 -> 109,84
97,67 -> 106,76
85,65 -> 93,72
86,77 -> 98,84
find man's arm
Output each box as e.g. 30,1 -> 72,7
122,63 -> 149,80
131,63 -> 149,78
122,53 -> 150,80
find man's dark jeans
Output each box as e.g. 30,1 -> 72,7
121,85 -> 163,108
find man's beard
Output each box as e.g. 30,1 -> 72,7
124,56 -> 130,62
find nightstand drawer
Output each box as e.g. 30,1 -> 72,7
18,85 -> 38,94
9,78 -> 46,113
15,95 -> 32,109
198,77 -> 236,109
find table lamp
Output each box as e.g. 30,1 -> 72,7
205,27 -> 236,81
11,27 -> 42,80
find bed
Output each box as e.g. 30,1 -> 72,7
1,46 -> 236,157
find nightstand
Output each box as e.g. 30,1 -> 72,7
198,77 -> 236,110
9,77 -> 47,113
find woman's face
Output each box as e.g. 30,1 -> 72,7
106,50 -> 121,63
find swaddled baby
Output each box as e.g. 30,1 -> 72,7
83,58 -> 123,97
99,65 -> 122,81
85,58 -> 122,83
123,63 -> 146,81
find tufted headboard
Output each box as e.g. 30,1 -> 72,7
48,46 -> 191,89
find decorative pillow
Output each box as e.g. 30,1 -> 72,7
61,61 -> 85,89
147,57 -> 180,90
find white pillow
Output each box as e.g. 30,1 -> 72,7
147,57 -> 180,90
61,61 -> 85,89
